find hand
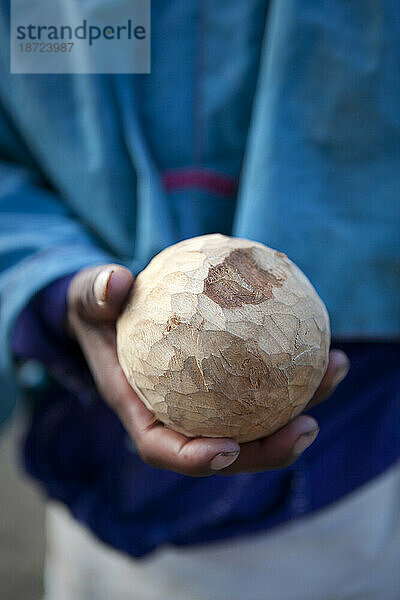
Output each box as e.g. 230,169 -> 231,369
67,264 -> 350,477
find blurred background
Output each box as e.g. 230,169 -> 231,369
0,411 -> 45,600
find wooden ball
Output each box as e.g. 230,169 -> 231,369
117,234 -> 330,443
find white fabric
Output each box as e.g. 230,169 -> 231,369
44,461 -> 400,600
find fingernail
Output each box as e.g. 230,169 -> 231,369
94,270 -> 114,305
210,451 -> 240,471
293,428 -> 319,456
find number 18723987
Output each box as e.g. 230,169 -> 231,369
19,42 -> 75,53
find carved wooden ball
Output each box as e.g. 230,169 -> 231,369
117,234 -> 330,443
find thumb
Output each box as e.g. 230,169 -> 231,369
68,264 -> 134,324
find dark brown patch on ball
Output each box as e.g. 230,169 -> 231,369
204,248 -> 285,309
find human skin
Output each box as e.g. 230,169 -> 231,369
67,264 -> 350,477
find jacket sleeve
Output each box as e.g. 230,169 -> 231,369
0,102 -> 112,428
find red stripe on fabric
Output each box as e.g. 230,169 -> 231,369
162,169 -> 238,198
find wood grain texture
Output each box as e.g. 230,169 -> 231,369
117,234 -> 330,443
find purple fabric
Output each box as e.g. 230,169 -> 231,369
12,274 -> 75,362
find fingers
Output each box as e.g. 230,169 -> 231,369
105,369 -> 242,477
214,350 -> 349,474
110,372 -> 241,477
67,264 -> 134,328
103,344 -> 319,476
119,383 -> 319,475
305,349 -> 350,409
222,415 -> 319,474
124,412 -> 241,477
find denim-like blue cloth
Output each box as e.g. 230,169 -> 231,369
1,1 -> 400,426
